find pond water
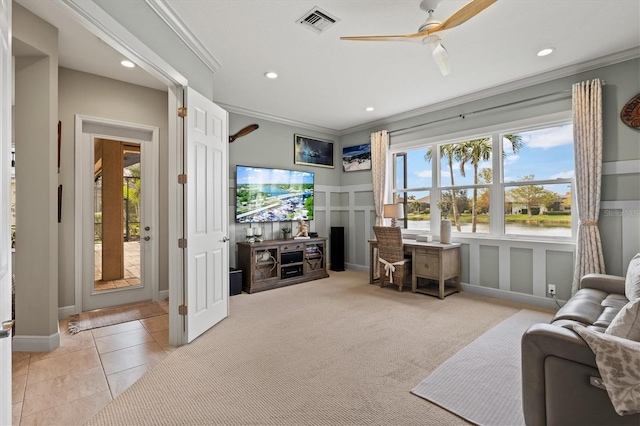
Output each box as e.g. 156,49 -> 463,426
407,221 -> 571,237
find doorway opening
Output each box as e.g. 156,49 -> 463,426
93,140 -> 142,292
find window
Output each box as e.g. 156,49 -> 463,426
393,151 -> 431,231
391,117 -> 574,239
502,125 -> 573,237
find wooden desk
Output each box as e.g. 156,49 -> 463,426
369,239 -> 461,299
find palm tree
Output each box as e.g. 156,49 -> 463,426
459,134 -> 523,232
425,144 -> 464,231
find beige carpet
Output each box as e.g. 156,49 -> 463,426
68,299 -> 169,334
87,270 -> 552,425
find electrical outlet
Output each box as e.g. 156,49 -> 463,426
548,284 -> 556,297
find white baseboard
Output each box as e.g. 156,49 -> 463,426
461,283 -> 561,310
158,290 -> 169,300
344,263 -> 368,273
58,305 -> 77,320
13,331 -> 61,352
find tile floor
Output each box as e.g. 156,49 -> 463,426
11,313 -> 173,425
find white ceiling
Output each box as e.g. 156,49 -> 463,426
16,0 -> 640,134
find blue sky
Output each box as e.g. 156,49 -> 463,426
401,124 -> 573,195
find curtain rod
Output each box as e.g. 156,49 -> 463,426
388,80 -> 606,136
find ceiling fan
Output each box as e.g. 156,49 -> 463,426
340,0 -> 496,76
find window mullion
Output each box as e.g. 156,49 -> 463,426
432,143 -> 440,232
491,132 -> 503,236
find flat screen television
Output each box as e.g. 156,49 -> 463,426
235,165 -> 314,223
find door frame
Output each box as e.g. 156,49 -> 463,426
0,0 -> 11,423
74,115 -> 160,313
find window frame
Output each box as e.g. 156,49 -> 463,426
389,111 -> 575,242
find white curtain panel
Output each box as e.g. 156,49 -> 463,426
572,79 -> 605,294
371,130 -> 388,280
371,130 -> 388,226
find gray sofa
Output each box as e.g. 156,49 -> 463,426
521,273 -> 640,425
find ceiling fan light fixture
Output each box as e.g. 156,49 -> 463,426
537,47 -> 555,57
120,60 -> 135,68
264,71 -> 278,79
431,42 -> 450,76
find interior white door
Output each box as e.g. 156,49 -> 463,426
185,87 -> 229,342
0,0 -> 12,423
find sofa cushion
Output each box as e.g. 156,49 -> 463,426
625,253 -> 640,301
552,288 -> 608,326
606,299 -> 640,342
573,325 -> 640,416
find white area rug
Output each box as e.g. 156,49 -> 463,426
411,309 -> 553,426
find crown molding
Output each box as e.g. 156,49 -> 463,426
145,0 -> 221,73
340,48 -> 640,136
218,102 -> 341,136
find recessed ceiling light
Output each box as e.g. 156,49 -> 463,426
365,107 -> 374,112
264,71 -> 278,79
537,48 -> 555,57
120,60 -> 135,68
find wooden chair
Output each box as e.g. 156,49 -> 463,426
373,226 -> 411,291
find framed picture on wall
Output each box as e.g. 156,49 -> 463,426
342,143 -> 371,172
294,134 -> 334,168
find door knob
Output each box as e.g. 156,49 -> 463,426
222,236 -> 230,242
145,226 -> 150,231
1,320 -> 14,339
144,236 -> 151,241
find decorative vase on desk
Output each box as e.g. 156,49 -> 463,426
440,219 -> 452,244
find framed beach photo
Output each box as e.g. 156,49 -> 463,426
342,143 -> 371,172
294,134 -> 334,168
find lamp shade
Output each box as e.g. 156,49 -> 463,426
383,203 -> 405,219
383,203 -> 404,227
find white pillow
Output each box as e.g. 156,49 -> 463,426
625,253 -> 640,301
573,325 -> 640,416
606,299 -> 640,341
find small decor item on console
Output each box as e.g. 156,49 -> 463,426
245,227 -> 255,243
281,227 -> 292,240
253,226 -> 263,242
295,219 -> 309,237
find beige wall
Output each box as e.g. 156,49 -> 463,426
13,2 -> 59,341
58,68 -> 168,308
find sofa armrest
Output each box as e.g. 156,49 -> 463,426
522,323 -> 597,426
580,273 -> 625,294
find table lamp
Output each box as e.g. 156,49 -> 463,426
383,203 -> 405,227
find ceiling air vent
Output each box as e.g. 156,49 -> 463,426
297,7 -> 340,34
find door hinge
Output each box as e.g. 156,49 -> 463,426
178,174 -> 187,184
178,305 -> 188,316
178,238 -> 187,248
178,107 -> 187,118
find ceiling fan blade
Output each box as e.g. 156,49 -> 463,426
340,33 -> 425,42
229,124 -> 259,143
431,42 -> 450,76
437,0 -> 496,32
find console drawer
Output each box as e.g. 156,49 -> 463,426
281,243 -> 304,252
